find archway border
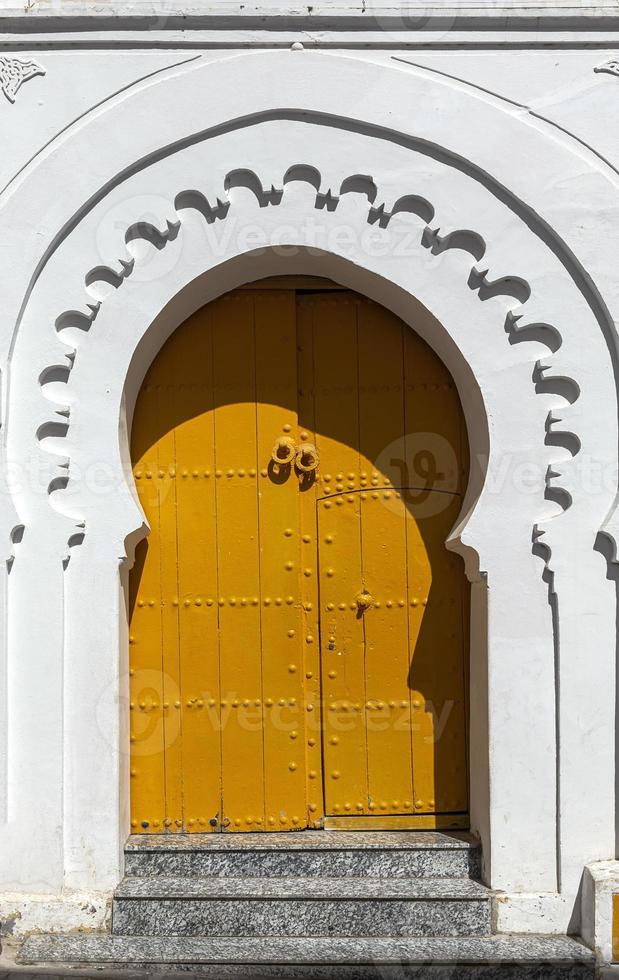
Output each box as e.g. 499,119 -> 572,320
0,52 -> 616,938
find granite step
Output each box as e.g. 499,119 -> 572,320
124,831 -> 481,879
18,934 -> 596,978
112,875 -> 492,938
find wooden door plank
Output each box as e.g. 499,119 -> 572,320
212,293 -> 265,831
254,290 -> 306,830
318,492 -> 367,816
404,328 -> 469,815
129,377 -> 168,833
357,301 -> 414,816
151,338 -> 184,832
310,295 -> 367,816
296,297 -> 324,827
171,308 -> 221,832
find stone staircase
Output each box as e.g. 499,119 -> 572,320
19,831 -> 595,977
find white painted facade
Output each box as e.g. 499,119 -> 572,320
1,0 -> 619,960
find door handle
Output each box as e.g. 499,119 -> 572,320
295,443 -> 320,473
271,436 -> 297,465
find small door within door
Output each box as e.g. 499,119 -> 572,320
318,487 -> 468,828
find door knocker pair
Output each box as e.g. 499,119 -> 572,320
271,436 -> 320,474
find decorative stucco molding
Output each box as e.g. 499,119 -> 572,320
39,165 -> 577,576
0,55 -> 45,103
594,58 -> 619,79
1,4 -> 618,50
2,52 -> 616,561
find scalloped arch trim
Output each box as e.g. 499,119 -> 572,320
37,164 -> 579,569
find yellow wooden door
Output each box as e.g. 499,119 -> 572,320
129,283 -> 468,834
130,289 -> 313,833
298,292 -> 469,829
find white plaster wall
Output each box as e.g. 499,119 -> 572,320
5,48 -> 619,193
0,52 -> 211,193
0,21 -> 618,945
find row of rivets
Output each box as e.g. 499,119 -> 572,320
130,807 -> 324,830
140,799 -> 456,819
359,801 -> 440,811
406,382 -> 453,391
322,472 -> 385,483
129,704 -> 446,720
137,474 -> 458,489
321,492 -> 407,507
130,814 -> 319,829
135,468 -> 327,479
324,599 -> 428,609
134,469 -> 452,487
131,818 -> 183,829
322,483 -> 392,493
129,696 -> 444,711
327,800 -> 440,813
324,700 -> 426,711
135,596 -> 302,607
299,377 -> 452,392
142,380 -> 453,392
130,697 -> 309,709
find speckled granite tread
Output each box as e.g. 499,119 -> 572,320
125,831 -> 478,852
115,876 -> 490,900
18,934 -> 595,966
124,832 -> 481,879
